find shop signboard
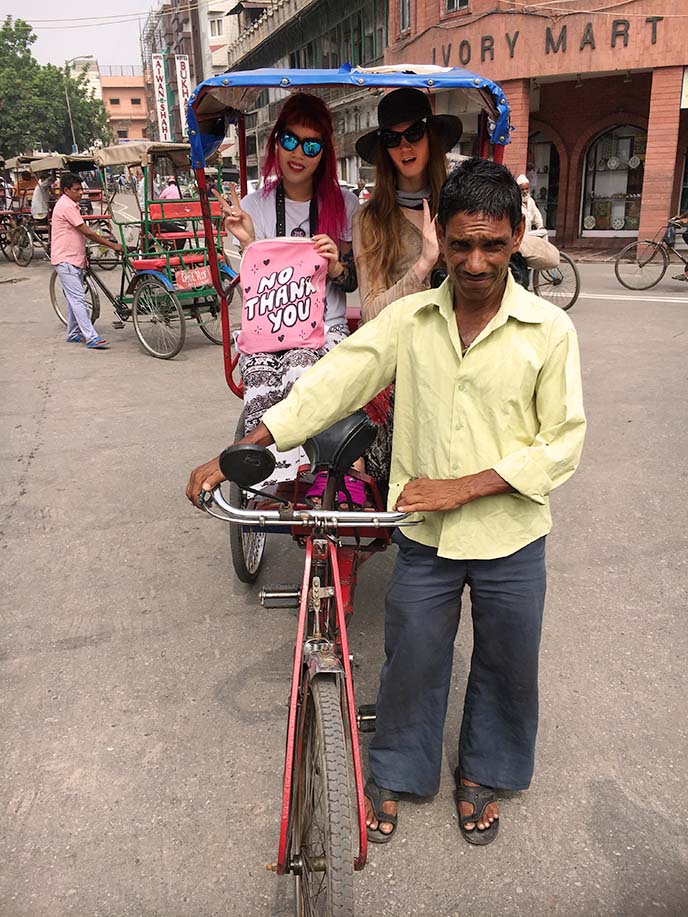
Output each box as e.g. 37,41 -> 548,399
175,55 -> 191,137
152,53 -> 172,142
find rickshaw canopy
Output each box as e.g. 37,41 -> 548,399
94,141 -> 192,169
30,153 -> 99,174
5,152 -> 54,170
187,63 -> 511,168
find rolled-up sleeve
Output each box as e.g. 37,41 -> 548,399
263,305 -> 400,451
493,327 -> 586,503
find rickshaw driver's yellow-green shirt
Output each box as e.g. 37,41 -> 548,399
262,273 -> 586,561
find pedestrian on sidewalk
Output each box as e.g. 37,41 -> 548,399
51,172 -> 123,349
671,209 -> 688,281
187,158 -> 586,847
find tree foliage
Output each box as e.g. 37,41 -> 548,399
0,17 -> 113,157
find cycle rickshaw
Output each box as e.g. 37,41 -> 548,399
1,152 -> 52,262
48,141 -> 237,359
8,153 -> 115,268
186,65 -> 512,915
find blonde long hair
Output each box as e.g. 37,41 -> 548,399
357,124 -> 448,289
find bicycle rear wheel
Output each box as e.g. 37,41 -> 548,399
533,252 -> 580,311
614,241 -> 668,290
196,276 -> 234,345
293,674 -> 354,917
49,269 -> 101,327
228,410 -> 267,583
86,222 -> 119,271
132,277 -> 185,359
11,226 -> 33,267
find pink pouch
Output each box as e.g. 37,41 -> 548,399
237,238 -> 328,354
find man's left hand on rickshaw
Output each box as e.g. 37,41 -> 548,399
395,470 -> 513,513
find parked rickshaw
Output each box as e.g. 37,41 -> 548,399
185,65 -> 512,915
48,141 -> 237,358
1,152 -> 51,262
7,153 -> 114,268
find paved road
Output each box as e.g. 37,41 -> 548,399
1,256 -> 687,917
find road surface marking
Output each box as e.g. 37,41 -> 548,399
579,292 -> 688,304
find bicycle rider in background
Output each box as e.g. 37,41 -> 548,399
509,174 -> 559,288
670,209 -> 688,281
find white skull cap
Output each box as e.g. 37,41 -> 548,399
516,174 -> 529,185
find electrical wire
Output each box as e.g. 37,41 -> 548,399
497,0 -> 688,19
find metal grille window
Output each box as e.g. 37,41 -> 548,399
400,0 -> 411,33
445,0 -> 469,11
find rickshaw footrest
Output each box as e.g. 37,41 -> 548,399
259,584 -> 301,608
112,320 -> 124,329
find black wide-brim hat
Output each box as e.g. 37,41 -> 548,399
355,87 -> 463,165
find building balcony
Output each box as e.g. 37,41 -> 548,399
228,0 -> 319,67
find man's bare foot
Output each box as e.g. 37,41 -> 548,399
458,777 -> 499,831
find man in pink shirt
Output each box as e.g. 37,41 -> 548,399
51,172 -> 122,349
159,177 -> 181,200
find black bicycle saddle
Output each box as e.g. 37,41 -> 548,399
304,411 -> 376,473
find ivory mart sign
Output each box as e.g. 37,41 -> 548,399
152,53 -> 172,142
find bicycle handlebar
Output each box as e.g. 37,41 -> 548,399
200,484 -> 421,530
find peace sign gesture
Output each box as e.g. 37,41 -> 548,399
213,184 -> 255,248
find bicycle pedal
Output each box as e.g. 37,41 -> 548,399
111,320 -> 124,330
357,704 -> 376,732
259,584 -> 301,608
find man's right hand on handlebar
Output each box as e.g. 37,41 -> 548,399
186,421 -> 275,507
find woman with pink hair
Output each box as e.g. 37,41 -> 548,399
216,92 -> 359,488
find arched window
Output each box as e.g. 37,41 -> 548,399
527,131 -> 559,232
581,125 -> 646,235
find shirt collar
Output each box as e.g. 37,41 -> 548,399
414,271 -> 546,326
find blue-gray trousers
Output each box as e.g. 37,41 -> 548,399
368,533 -> 547,795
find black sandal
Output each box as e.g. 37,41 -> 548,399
364,777 -> 399,844
454,779 -> 500,846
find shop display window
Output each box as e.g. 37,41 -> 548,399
528,132 -> 559,232
582,125 -> 646,234
680,150 -> 688,215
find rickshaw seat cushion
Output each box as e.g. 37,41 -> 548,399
304,411 -> 377,473
130,254 -> 207,271
148,201 -> 222,221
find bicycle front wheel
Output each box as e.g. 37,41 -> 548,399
11,226 -> 33,267
293,675 -> 354,917
614,241 -> 668,290
228,410 -> 267,583
132,277 -> 185,359
533,252 -> 580,311
49,269 -> 101,327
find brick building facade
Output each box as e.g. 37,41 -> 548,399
387,0 -> 688,245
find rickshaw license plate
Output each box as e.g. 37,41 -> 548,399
175,266 -> 212,289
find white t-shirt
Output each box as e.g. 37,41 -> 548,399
31,177 -> 54,219
240,186 -> 359,328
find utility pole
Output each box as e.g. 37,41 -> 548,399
64,56 -> 95,153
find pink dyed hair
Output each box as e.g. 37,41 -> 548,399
261,92 -> 346,243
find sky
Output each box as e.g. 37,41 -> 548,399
11,2 -> 148,67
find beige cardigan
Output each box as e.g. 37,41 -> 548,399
352,208 -> 430,323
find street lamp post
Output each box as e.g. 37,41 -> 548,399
64,55 -> 94,154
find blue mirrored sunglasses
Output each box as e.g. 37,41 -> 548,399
278,130 -> 324,158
